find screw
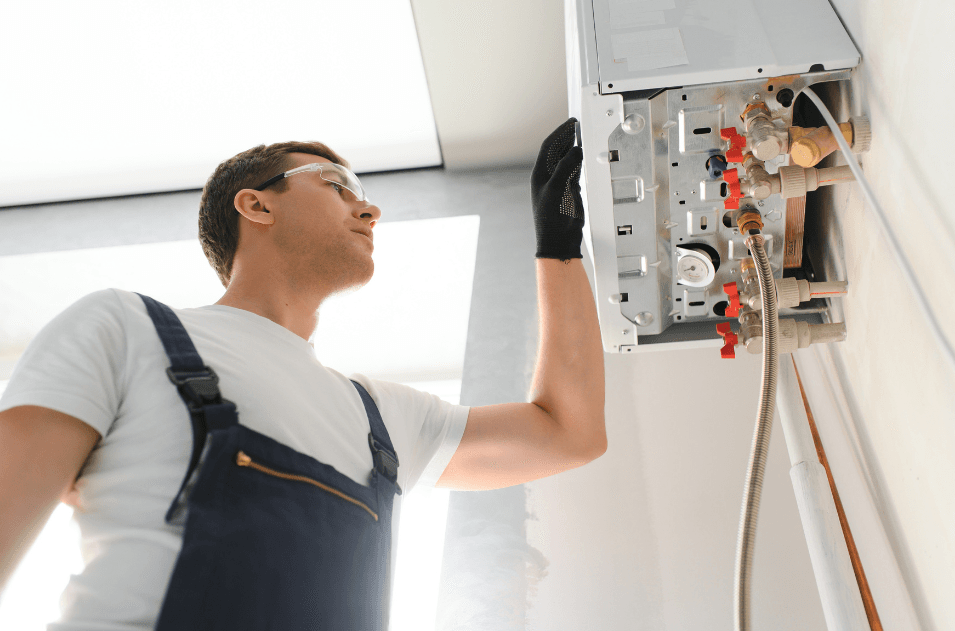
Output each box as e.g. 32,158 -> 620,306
623,329 -> 630,334
606,110 -> 614,116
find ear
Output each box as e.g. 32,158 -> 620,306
234,189 -> 276,225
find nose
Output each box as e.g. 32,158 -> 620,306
356,201 -> 382,228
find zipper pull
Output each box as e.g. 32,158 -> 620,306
236,451 -> 251,466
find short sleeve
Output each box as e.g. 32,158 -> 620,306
347,374 -> 469,493
0,289 -> 128,438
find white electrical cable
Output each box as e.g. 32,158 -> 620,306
799,87 -> 955,374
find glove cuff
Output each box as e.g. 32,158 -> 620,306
535,244 -> 583,260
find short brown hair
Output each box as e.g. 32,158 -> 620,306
198,141 -> 351,287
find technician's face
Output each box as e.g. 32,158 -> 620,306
268,153 -> 382,293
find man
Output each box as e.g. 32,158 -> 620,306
0,117 -> 605,629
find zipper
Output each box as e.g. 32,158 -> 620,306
235,450 -> 378,521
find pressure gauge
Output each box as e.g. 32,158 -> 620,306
676,246 -> 717,287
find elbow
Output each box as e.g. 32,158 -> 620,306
581,424 -> 608,461
591,432 -> 608,460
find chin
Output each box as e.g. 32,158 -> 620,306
350,259 -> 375,289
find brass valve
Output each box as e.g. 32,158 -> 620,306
788,116 -> 871,167
735,209 -> 764,234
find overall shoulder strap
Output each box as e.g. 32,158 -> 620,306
136,294 -> 239,521
350,380 -> 402,495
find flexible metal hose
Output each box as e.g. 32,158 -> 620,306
734,232 -> 779,631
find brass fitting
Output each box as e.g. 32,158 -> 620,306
740,257 -> 756,276
740,102 -> 771,127
789,123 -> 853,167
735,209 -> 763,234
741,154 -> 762,170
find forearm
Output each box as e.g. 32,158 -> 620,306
528,258 -> 606,451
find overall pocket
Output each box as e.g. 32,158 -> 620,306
235,450 -> 378,521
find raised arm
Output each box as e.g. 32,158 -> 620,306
437,118 -> 606,491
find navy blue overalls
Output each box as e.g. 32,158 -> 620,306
136,294 -> 402,630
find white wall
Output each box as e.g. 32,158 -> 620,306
800,1 -> 955,629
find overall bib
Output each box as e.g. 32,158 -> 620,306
136,294 -> 402,630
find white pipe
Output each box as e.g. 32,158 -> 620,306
777,359 -> 869,631
777,359 -> 818,466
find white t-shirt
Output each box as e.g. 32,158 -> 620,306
0,288 -> 470,631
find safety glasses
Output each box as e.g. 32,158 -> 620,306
253,162 -> 370,203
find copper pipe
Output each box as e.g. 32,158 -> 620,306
792,360 -> 883,631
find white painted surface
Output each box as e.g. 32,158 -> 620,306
593,0 -> 860,91
409,0 -> 568,171
809,1 -> 955,628
526,347 -> 826,630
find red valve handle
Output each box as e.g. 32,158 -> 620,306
716,322 -> 738,359
721,128 -> 746,162
721,168 -> 742,209
723,282 -> 742,317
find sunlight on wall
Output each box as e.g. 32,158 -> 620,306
0,505 -> 82,631
392,486 -> 453,631
390,378 -> 461,631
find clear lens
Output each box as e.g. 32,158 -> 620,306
318,163 -> 367,202
280,163 -> 370,203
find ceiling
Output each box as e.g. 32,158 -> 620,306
409,0 -> 569,171
0,0 -> 568,207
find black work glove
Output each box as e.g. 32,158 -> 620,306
531,117 -> 585,260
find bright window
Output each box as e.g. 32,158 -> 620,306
0,0 -> 441,207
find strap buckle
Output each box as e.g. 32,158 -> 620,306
166,366 -> 223,412
368,433 -> 401,494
